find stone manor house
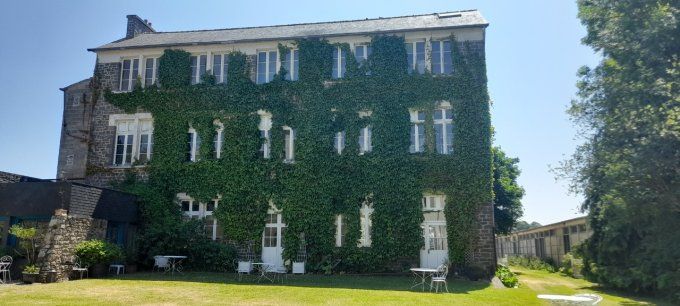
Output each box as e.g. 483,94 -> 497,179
57,11 -> 494,271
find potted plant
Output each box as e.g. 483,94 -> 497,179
22,265 -> 40,284
74,240 -> 123,277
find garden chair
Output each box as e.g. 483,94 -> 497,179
236,260 -> 252,281
153,256 -> 169,272
72,256 -> 88,280
430,264 -> 449,293
273,265 -> 287,283
0,255 -> 12,283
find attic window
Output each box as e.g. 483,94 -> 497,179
437,12 -> 462,19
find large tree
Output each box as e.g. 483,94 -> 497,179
492,146 -> 525,234
563,0 -> 679,300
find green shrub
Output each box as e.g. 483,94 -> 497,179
74,240 -> 124,267
508,256 -> 556,272
495,265 -> 519,288
8,224 -> 39,264
23,264 -> 39,274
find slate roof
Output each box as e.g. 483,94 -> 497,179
89,10 -> 487,52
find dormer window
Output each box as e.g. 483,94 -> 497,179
120,58 -> 140,92
190,55 -> 207,84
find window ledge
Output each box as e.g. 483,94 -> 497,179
109,164 -> 148,169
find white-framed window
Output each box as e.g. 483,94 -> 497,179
178,194 -> 219,240
187,128 -> 201,162
257,50 -> 278,84
354,44 -> 372,74
409,110 -> 426,153
431,40 -> 453,75
213,122 -> 224,159
119,58 -> 140,92
332,46 -> 346,79
359,200 -> 373,247
111,115 -> 154,166
281,49 -> 299,81
422,194 -> 446,211
190,55 -> 207,85
335,214 -> 348,247
433,104 -> 454,154
333,131 -> 346,154
258,111 -> 272,159
358,126 -> 372,154
405,41 -> 426,74
143,57 -> 159,87
283,127 -> 296,162
212,53 -> 229,84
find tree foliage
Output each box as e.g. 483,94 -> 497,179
562,0 -> 679,300
492,146 -> 524,234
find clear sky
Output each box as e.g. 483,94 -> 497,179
0,0 -> 598,225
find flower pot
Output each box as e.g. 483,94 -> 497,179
90,263 -> 107,278
22,272 -> 39,284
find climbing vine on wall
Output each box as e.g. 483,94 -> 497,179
105,35 -> 491,271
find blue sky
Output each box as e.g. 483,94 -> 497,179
0,1 -> 598,225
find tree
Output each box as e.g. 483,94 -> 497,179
514,221 -> 541,232
8,224 -> 39,264
492,146 -> 525,234
561,0 -> 679,301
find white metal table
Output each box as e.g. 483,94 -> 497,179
252,262 -> 275,283
162,256 -> 187,274
409,268 -> 438,291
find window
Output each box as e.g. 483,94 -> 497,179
333,131 -> 346,154
405,41 -> 426,74
144,57 -> 159,87
570,225 -> 578,234
434,106 -> 453,154
178,194 -> 219,240
431,40 -> 453,75
283,127 -> 296,162
259,112 -> 272,159
335,214 -> 348,247
354,44 -> 372,74
409,110 -> 426,153
213,123 -> 224,159
578,224 -> 586,232
190,55 -> 207,85
187,128 -> 201,162
257,50 -> 277,84
110,114 -> 153,166
281,49 -> 299,81
119,58 -> 140,92
359,200 -> 373,247
332,47 -> 346,79
137,120 -> 153,163
212,53 -> 229,84
114,121 -> 134,166
358,126 -> 372,154
422,195 -> 445,211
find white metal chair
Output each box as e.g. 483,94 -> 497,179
292,262 -> 305,275
236,261 -> 252,281
0,256 -> 13,283
72,256 -> 89,279
153,256 -> 169,272
273,266 -> 288,283
430,264 -> 449,293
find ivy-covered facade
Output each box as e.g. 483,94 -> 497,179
58,11 -> 495,273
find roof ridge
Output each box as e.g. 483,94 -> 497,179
146,9 -> 479,35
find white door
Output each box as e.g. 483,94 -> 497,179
419,222 -> 448,268
262,212 -> 286,269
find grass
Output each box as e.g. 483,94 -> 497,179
0,266 -> 666,305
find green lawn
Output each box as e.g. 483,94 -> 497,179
0,267 -> 665,305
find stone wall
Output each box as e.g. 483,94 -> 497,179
57,79 -> 92,181
36,211 -> 107,282
469,202 -> 496,274
126,15 -> 154,39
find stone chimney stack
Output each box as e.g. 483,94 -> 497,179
126,15 -> 155,39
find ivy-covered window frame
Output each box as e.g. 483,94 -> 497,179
358,110 -> 373,155
434,101 -> 454,154
359,199 -> 373,248
281,48 -> 299,81
142,56 -> 160,87
109,113 -> 153,167
211,53 -> 229,84
177,193 -> 219,241
409,109 -> 426,153
190,54 -> 208,85
283,126 -> 296,163
353,43 -> 372,74
335,214 -> 348,247
213,120 -> 224,159
331,46 -> 346,79
258,111 -> 272,159
405,40 -> 426,74
431,39 -> 453,75
119,57 -> 140,92
422,194 -> 446,211
187,127 -> 201,162
256,49 -> 279,84
333,131 -> 346,154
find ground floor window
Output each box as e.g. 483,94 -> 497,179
335,214 -> 348,247
359,201 -> 373,247
177,194 -> 219,240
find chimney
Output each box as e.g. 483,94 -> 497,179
126,15 -> 155,39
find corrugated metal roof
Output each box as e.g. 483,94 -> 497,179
89,10 -> 487,52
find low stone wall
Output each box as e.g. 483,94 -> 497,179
36,212 -> 107,282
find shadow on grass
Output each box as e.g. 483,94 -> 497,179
576,285 -> 671,306
106,272 -> 491,294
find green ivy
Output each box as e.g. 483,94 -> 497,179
105,35 -> 492,271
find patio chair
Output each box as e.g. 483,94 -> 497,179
236,261 -> 252,281
0,255 -> 12,283
153,256 -> 169,272
430,264 -> 449,293
292,262 -> 305,275
273,266 -> 287,283
72,256 -> 88,280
